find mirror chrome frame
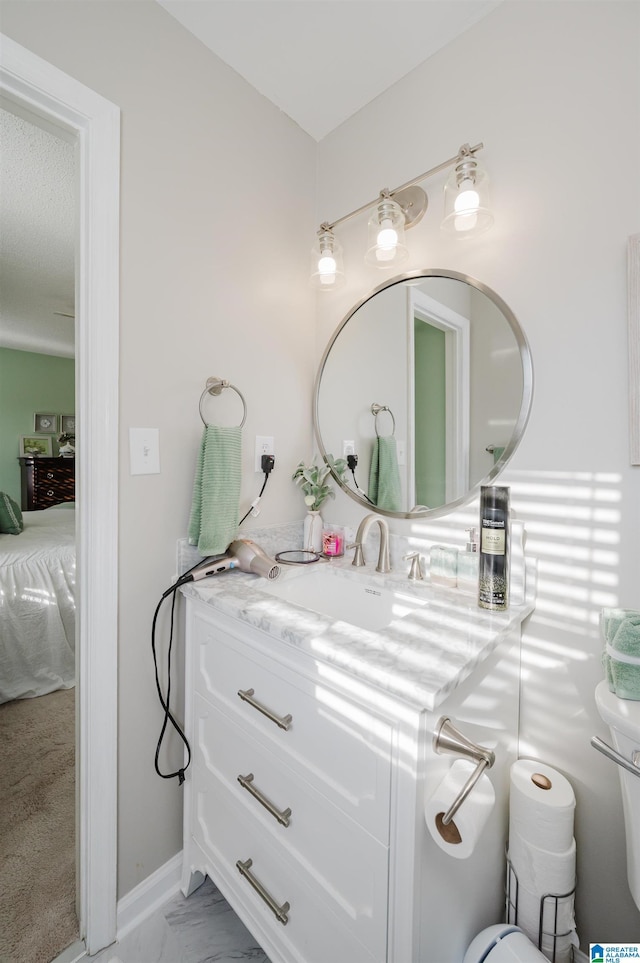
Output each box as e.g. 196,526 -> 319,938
313,268 -> 534,519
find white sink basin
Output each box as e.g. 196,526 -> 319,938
261,565 -> 428,631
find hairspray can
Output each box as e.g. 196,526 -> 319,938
478,486 -> 510,610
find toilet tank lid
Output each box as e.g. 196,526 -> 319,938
595,680 -> 640,739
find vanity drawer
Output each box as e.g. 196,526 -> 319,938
189,606 -> 392,841
192,691 -> 388,956
191,764 -> 385,963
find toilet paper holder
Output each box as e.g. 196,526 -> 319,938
433,717 -> 495,825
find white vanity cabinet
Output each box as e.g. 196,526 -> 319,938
181,600 -> 392,963
181,590 -> 525,963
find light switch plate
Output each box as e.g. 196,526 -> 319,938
129,427 -> 160,475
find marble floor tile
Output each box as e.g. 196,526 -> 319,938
164,878 -> 270,962
86,877 -> 270,963
89,911 -> 186,963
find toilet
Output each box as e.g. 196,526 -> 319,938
594,680 -> 640,910
463,924 -> 548,962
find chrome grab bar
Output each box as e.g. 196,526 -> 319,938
433,717 -> 495,825
591,736 -> 640,778
237,688 -> 292,731
236,858 -> 290,925
237,773 -> 292,827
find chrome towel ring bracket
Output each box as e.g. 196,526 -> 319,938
371,402 -> 396,437
199,376 -> 247,428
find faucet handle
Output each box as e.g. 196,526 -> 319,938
347,542 -> 365,567
403,551 -> 424,581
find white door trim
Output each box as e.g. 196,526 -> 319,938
0,34 -> 119,955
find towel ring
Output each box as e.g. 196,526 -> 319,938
371,403 -> 396,437
199,376 -> 247,428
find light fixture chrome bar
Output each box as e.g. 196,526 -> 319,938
321,142 -> 484,233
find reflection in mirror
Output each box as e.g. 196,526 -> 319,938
314,270 -> 533,519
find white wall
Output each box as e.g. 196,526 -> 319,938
316,0 -> 640,945
1,0 -> 317,897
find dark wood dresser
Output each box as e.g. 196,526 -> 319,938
19,457 -> 75,511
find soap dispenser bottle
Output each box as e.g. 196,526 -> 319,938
457,527 -> 480,596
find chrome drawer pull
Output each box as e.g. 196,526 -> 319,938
237,688 -> 292,731
237,773 -> 292,827
236,858 -> 290,925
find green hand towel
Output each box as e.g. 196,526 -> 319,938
188,425 -> 241,556
369,435 -> 402,512
608,614 -> 640,701
600,607 -> 640,693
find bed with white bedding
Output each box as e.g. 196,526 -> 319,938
0,505 -> 76,702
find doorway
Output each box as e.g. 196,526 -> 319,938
0,33 -> 119,957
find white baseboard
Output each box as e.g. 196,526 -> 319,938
116,851 -> 183,941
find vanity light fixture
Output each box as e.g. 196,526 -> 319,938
441,145 -> 493,237
310,142 -> 491,290
310,226 -> 344,288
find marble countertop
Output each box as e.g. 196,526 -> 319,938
181,554 -> 534,713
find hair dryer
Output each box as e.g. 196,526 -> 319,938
226,538 -> 280,580
181,538 -> 280,586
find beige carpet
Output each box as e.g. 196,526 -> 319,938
0,688 -> 78,963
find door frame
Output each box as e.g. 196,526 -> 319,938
0,34 -> 119,955
407,287 -> 470,505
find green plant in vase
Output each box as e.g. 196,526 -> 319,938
292,455 -> 348,551
292,454 -> 348,510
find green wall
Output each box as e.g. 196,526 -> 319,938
414,320 -> 446,509
0,348 -> 75,504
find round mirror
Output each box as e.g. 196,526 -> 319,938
314,269 -> 533,519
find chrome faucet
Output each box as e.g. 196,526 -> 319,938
351,514 -> 391,574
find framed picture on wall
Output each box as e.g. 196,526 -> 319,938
20,435 -> 53,457
34,412 -> 59,433
60,414 -> 76,434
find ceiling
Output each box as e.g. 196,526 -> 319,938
0,0 -> 501,358
0,105 -> 76,358
157,0 -> 502,141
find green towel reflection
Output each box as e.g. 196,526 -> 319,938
369,436 -> 402,512
188,425 -> 241,555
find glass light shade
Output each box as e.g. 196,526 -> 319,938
441,156 -> 493,237
365,198 -> 408,268
310,229 -> 344,290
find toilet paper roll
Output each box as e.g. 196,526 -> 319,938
515,879 -> 577,947
509,760 -> 575,853
508,835 -> 576,897
425,759 -> 495,859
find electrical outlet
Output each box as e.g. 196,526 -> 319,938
255,435 -> 275,472
343,439 -> 355,457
